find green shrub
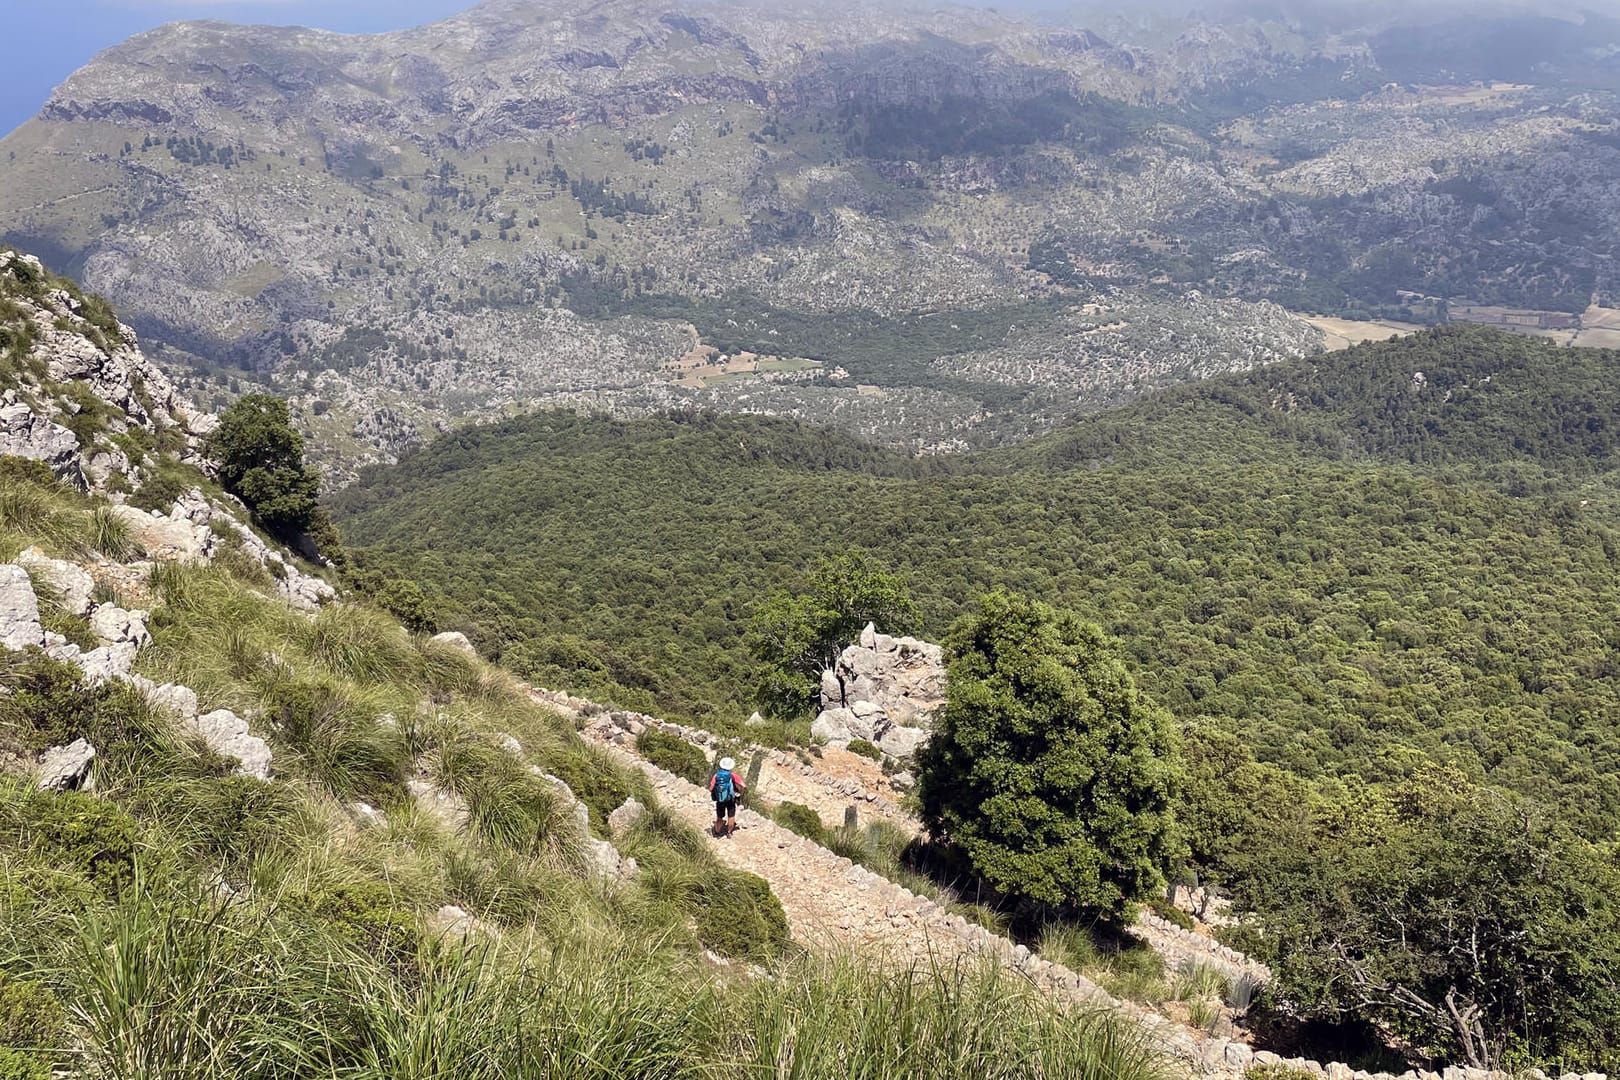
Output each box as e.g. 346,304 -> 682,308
846,738 -> 883,761
694,868 -> 790,962
283,882 -> 419,973
0,651 -> 156,758
0,1048 -> 50,1080
771,801 -> 827,843
0,972 -> 66,1059
127,469 -> 187,514
0,457 -> 58,491
635,728 -> 710,787
3,790 -> 139,892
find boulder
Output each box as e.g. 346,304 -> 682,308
37,739 -> 96,792
584,837 -> 638,882
17,547 -> 95,616
0,564 -> 45,651
408,778 -> 471,832
1224,1043 -> 1255,1069
0,401 -> 81,485
608,796 -> 646,839
75,642 -> 137,683
811,707 -> 860,744
878,724 -> 929,759
193,709 -> 273,779
141,679 -> 199,720
430,630 -> 477,656
745,710 -> 769,727
90,603 -> 151,647
109,504 -> 210,562
348,801 -> 386,828
277,567 -> 335,611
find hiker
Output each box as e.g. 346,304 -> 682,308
709,756 -> 746,838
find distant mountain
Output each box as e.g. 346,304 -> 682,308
5,0 -> 1620,477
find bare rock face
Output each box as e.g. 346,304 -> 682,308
0,400 -> 81,487
37,739 -> 97,792
0,564 -> 46,652
608,796 -> 646,840
814,622 -> 944,759
193,708 -> 273,779
18,547 -> 97,617
90,602 -> 152,647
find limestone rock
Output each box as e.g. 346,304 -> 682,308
878,724 -> 928,759
90,602 -> 151,647
75,642 -> 137,683
109,504 -> 210,562
429,904 -> 477,936
430,630 -> 477,655
37,739 -> 96,791
608,796 -> 645,839
277,566 -> 335,611
811,706 -> 860,744
585,836 -> 638,881
0,564 -> 45,651
141,679 -> 199,720
348,801 -> 386,827
193,708 -> 273,779
0,401 -> 81,485
17,547 -> 95,616
1224,1042 -> 1255,1069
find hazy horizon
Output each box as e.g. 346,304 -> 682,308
5,0 -> 1617,139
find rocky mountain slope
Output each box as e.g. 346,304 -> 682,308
5,0 -> 1619,477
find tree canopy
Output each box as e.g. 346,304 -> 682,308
1229,768 -> 1620,1071
749,552 -> 919,716
914,591 -> 1181,921
206,393 -> 331,547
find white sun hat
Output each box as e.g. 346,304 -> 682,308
719,756 -> 736,771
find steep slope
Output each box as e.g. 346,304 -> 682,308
333,326 -> 1620,832
6,0 -> 1620,472
0,253 -> 1178,1080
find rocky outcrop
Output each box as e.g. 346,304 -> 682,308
430,631 -> 477,655
36,739 -> 97,792
18,547 -> 97,617
0,564 -> 45,651
814,622 -> 944,759
194,709 -> 273,780
0,399 -> 81,486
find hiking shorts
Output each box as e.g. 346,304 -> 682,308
715,797 -> 737,818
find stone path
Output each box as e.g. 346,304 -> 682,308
592,738 -> 1226,1076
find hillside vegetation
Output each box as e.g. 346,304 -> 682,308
0,462 -> 1162,1079
333,326 -> 1620,833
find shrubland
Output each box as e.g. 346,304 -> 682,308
0,463 -> 1164,1080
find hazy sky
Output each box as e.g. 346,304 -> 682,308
1,0 -> 473,138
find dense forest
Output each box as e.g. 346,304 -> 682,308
332,326 -> 1620,833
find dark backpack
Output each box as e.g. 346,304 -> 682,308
712,769 -> 735,802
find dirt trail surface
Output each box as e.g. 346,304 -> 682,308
587,735 -> 1236,1076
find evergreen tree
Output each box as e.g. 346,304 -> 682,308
206,394 -> 326,543
914,590 -> 1181,922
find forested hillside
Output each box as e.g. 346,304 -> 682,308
333,326 -> 1620,832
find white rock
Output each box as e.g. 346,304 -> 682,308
878,724 -> 929,759
811,706 -> 859,744
608,796 -> 645,839
348,801 -> 386,827
1224,1042 -> 1255,1069
37,739 -> 96,792
193,709 -> 273,779
408,778 -> 470,832
0,402 -> 81,484
430,630 -> 477,655
90,602 -> 151,647
109,504 -> 209,562
75,642 -> 136,683
0,564 -> 45,651
17,547 -> 95,616
859,621 -> 877,649
144,680 -> 199,720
